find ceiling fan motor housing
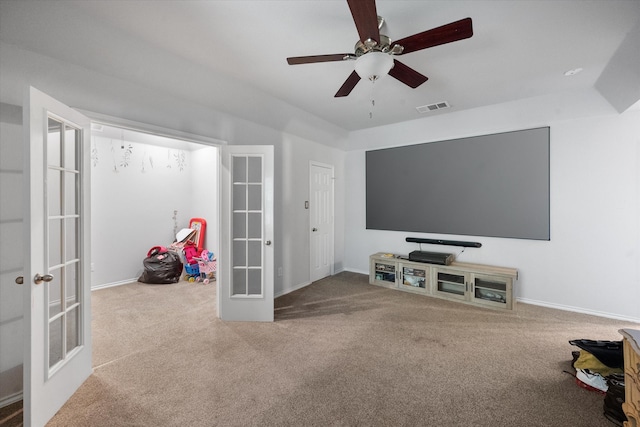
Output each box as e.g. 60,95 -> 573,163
355,34 -> 394,56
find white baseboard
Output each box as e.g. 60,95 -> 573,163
517,297 -> 640,323
91,278 -> 138,291
0,391 -> 22,408
342,267 -> 368,275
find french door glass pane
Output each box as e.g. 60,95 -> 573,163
47,169 -> 62,216
48,270 -> 63,318
64,172 -> 78,215
66,262 -> 79,308
247,269 -> 261,295
48,218 -> 62,267
247,185 -> 261,210
66,307 -> 79,354
233,269 -> 246,295
233,241 -> 246,266
233,184 -> 246,210
248,241 -> 261,267
233,156 -> 246,181
49,317 -> 63,368
64,125 -> 78,170
233,212 -> 246,238
47,118 -> 62,167
247,157 -> 261,182
65,218 -> 78,260
247,213 -> 261,238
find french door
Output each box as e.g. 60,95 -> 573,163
23,87 -> 92,426
219,146 -> 274,321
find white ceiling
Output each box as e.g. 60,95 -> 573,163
1,0 -> 639,133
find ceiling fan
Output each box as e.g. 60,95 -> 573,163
286,0 -> 473,97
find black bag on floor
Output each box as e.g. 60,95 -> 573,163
568,339 -> 624,368
138,249 -> 183,284
603,373 -> 627,426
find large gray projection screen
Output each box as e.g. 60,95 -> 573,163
366,127 -> 550,240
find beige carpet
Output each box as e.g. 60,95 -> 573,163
17,272 -> 640,426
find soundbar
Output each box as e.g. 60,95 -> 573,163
406,237 -> 482,248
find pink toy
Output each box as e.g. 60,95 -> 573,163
194,249 -> 216,284
183,242 -> 198,265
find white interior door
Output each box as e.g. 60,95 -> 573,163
309,162 -> 334,282
219,145 -> 274,321
23,87 -> 92,426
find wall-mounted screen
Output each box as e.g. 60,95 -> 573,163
366,127 -> 550,240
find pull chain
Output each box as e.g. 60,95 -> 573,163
369,79 -> 376,119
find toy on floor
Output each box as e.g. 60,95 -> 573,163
193,250 -> 216,284
189,217 -> 207,252
183,242 -> 200,282
183,246 -> 216,284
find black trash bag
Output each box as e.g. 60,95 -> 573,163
138,250 -> 183,284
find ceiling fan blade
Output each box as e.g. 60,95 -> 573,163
388,60 -> 428,88
335,71 -> 361,97
392,17 -> 473,55
346,0 -> 380,44
287,54 -> 352,65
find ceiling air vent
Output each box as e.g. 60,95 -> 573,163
416,101 -> 450,114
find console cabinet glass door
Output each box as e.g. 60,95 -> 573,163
434,269 -> 468,301
471,273 -> 511,309
372,260 -> 397,287
400,263 -> 428,293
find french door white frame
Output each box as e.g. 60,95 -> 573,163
219,145 -> 274,322
23,87 -> 92,427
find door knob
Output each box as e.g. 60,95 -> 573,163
265,240 -> 272,246
312,228 -> 318,232
15,276 -> 24,285
34,273 -> 54,284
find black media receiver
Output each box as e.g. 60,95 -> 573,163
408,251 -> 454,265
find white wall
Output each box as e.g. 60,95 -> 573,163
344,93 -> 640,322
190,145 -> 219,260
273,133 -> 346,295
0,103 -> 24,405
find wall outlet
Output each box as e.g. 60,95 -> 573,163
277,267 -> 283,277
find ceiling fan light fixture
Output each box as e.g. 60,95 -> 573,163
354,52 -> 394,81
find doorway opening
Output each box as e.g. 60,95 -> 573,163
89,122 -> 221,292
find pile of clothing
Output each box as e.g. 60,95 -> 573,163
569,339 -> 627,426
